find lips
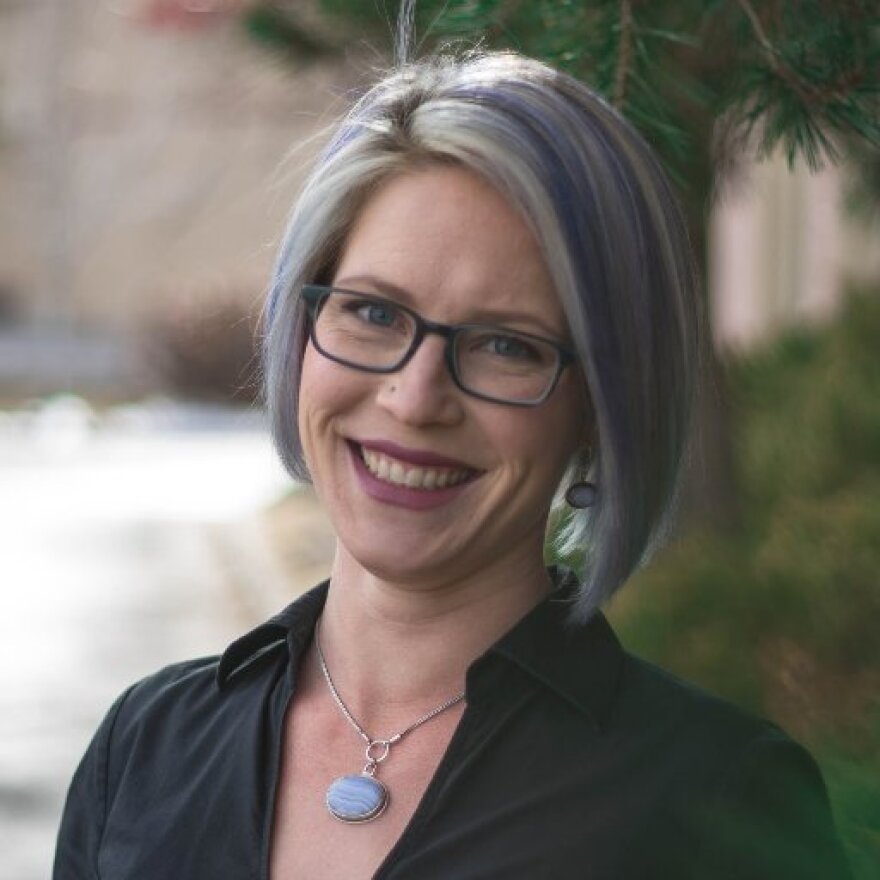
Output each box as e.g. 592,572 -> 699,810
347,439 -> 482,493
360,446 -> 472,489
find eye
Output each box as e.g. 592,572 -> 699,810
480,333 -> 541,362
349,299 -> 399,328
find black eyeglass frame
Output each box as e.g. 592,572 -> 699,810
301,284 -> 576,407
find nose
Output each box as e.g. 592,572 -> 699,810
375,334 -> 463,427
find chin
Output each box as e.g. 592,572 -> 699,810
334,519 -> 481,586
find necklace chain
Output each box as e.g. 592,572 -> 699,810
314,621 -> 466,752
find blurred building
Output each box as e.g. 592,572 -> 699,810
0,0 -> 877,394
710,152 -> 880,352
0,0 -> 356,394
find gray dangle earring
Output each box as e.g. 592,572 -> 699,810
565,481 -> 597,509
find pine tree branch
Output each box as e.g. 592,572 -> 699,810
734,0 -> 865,108
736,0 -> 816,105
735,0 -> 775,60
612,0 -> 634,110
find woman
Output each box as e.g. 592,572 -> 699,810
55,52 -> 851,878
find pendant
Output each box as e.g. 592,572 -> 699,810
326,773 -> 389,823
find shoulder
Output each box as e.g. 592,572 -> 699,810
107,585 -> 323,737
612,652 -> 851,878
120,654 -> 221,703
77,656 -> 226,794
107,655 -> 221,731
108,641 -> 287,749
611,649 -> 812,799
616,650 -> 779,747
88,585 -> 326,764
54,655 -> 229,875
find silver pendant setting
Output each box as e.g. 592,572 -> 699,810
326,740 -> 392,824
326,772 -> 389,823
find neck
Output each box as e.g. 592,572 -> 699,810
313,540 -> 553,734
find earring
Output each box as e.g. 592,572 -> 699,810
565,481 -> 597,509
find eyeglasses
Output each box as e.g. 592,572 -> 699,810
301,284 -> 576,406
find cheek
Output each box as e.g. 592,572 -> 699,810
528,392 -> 588,489
300,344 -> 355,408
297,345 -> 379,461
487,404 -> 582,496
297,343 -> 324,420
298,347 -> 352,461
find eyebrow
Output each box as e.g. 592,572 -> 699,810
332,273 -> 568,341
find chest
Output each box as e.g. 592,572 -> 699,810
268,688 -> 465,880
94,658 -> 691,879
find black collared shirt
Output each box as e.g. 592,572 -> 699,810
54,574 -> 851,878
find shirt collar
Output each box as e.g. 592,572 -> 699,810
488,567 -> 624,731
216,569 -> 623,730
216,580 -> 329,689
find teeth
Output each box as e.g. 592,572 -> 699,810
389,461 -> 405,484
359,447 -> 471,490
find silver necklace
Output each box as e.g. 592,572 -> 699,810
315,622 -> 466,824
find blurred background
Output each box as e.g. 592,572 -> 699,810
0,1 -> 877,877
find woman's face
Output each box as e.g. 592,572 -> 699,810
298,165 -> 587,587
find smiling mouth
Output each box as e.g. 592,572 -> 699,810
355,443 -> 479,490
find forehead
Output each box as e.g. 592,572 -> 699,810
333,166 -> 567,331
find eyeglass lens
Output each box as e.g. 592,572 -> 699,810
310,289 -> 561,404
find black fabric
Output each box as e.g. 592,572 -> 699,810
54,572 -> 852,879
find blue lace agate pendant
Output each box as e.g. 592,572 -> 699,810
326,771 -> 389,823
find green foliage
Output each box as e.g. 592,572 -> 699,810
607,290 -> 880,875
725,0 -> 880,171
241,1 -> 880,203
612,291 -> 880,676
735,292 -> 880,516
823,730 -> 880,880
